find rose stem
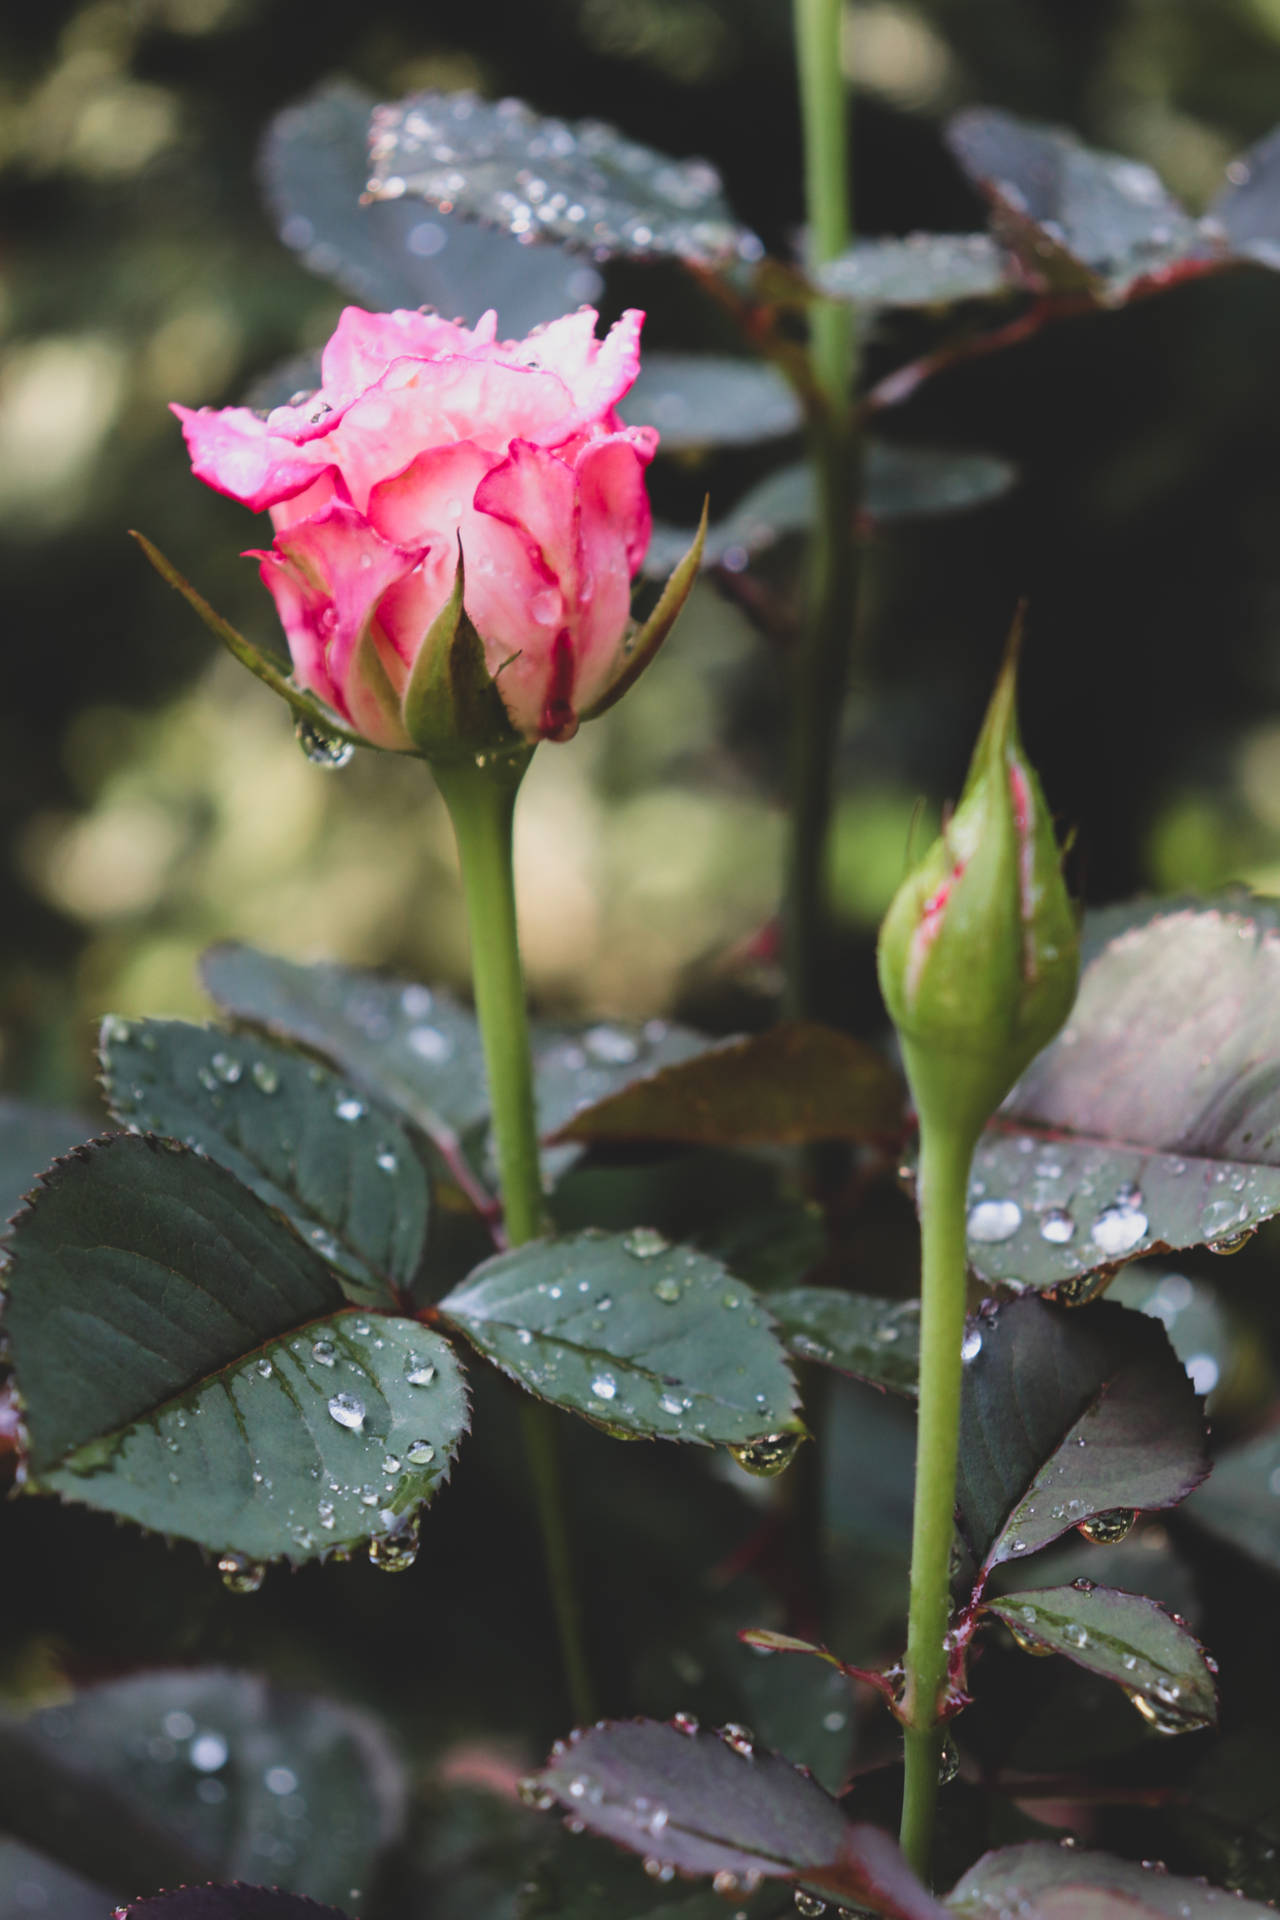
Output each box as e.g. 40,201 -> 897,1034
786,0 -> 861,1027
898,1105 -> 974,1883
434,754 -> 595,1726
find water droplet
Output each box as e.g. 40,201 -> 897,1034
961,1328 -> 983,1362
517,1775 -> 555,1810
1062,1622 -> 1089,1649
265,1766 -> 298,1796
590,1372 -> 617,1401
643,1858 -> 676,1882
256,1357 -> 274,1378
1006,1618 -> 1054,1657
730,1432 -> 802,1477
1208,1227 -> 1253,1256
1185,1353 -> 1220,1395
795,1894 -> 828,1918
1078,1507 -> 1137,1545
381,1454 -> 401,1474
1040,1208 -> 1075,1244
189,1730 -> 230,1770
407,1024 -> 451,1061
376,1149 -> 398,1173
624,1226 -> 669,1259
327,1392 -> 366,1431
583,1024 -> 640,1065
1091,1203 -> 1149,1256
937,1735 -> 959,1785
712,1871 -> 740,1897
405,1358 -> 437,1386
312,1339 -> 337,1367
401,983 -> 434,1018
405,1438 -> 436,1466
217,1553 -> 265,1595
369,1513 -> 420,1572
210,1051 -> 242,1085
1054,1269 -> 1113,1309
717,1722 -> 755,1758
1128,1689 -> 1212,1736
652,1274 -> 681,1302
296,716 -> 355,769
335,1096 -> 365,1123
672,1711 -> 699,1735
968,1199 -> 1022,1243
317,1500 -> 336,1530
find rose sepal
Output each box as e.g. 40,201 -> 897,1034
577,497 -> 709,724
399,544 -> 529,771
130,529 -> 367,750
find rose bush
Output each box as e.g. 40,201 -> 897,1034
173,305 -> 661,750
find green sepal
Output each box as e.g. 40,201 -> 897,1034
400,544 -> 527,767
579,498 -> 709,723
130,530 -> 366,748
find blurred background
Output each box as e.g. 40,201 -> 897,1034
7,0 -> 1280,1096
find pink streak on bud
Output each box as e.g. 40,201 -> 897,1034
1009,759 -> 1038,980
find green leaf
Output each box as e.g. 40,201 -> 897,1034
533,1018 -> 710,1141
521,1829 -> 791,1920
946,1841 -> 1274,1919
364,91 -> 762,267
982,1583 -> 1217,1735
768,1289 -> 920,1396
261,81 -> 597,335
0,1840 -> 106,1919
0,1670 -> 404,1908
551,1023 -> 902,1149
438,1230 -> 801,1448
1184,1425 -> 1280,1575
944,110 -> 1213,303
0,1098 -> 95,1223
100,1017 -> 428,1310
966,901 -> 1280,1292
619,353 -> 802,448
5,1135 -> 467,1561
532,1719 -> 945,1917
956,1296 -> 1208,1578
643,444 -> 1014,577
816,233 -> 1017,308
199,944 -> 488,1166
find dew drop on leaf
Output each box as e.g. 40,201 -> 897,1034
937,1734 -> 960,1784
312,1339 -> 337,1367
250,1060 -> 280,1095
717,1722 -> 755,1758
405,1438 -> 436,1465
652,1274 -> 681,1302
1040,1207 -> 1075,1243
730,1432 -> 802,1477
671,1710 -> 699,1735
624,1226 -> 669,1259
217,1553 -> 265,1595
1208,1226 -> 1254,1255
1090,1203 -> 1148,1255
590,1372 -> 617,1401
794,1894 -> 828,1918
1077,1506 -> 1137,1545
405,1358 -> 437,1386
967,1198 -> 1022,1243
327,1391 -> 366,1431
961,1327 -> 983,1362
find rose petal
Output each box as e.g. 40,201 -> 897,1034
474,439 -> 579,596
319,306 -> 499,405
569,435 -> 653,711
249,502 -> 423,739
172,404 -> 337,514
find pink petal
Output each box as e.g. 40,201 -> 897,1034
319,306 -> 499,405
473,439 -> 579,596
568,435 -> 653,713
497,308 -> 647,428
249,502 -> 423,739
172,403 -> 337,514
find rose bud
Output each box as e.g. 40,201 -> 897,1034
877,624 -> 1079,1142
165,306 -> 702,761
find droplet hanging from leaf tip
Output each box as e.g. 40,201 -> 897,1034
296,715 -> 355,769
1077,1506 -> 1137,1545
217,1552 -> 266,1594
730,1431 -> 802,1477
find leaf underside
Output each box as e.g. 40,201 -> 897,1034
767,1289 -> 921,1397
966,902 -> 1280,1290
955,1295 -> 1208,1575
947,1840 -> 1275,1919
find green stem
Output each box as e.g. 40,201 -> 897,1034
787,0 -> 859,1023
435,755 -> 595,1725
898,1110 -> 974,1883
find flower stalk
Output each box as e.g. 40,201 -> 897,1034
434,755 -> 595,1725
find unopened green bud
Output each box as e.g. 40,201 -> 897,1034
877,626 -> 1079,1144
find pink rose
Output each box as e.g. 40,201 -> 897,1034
172,306 -> 663,751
